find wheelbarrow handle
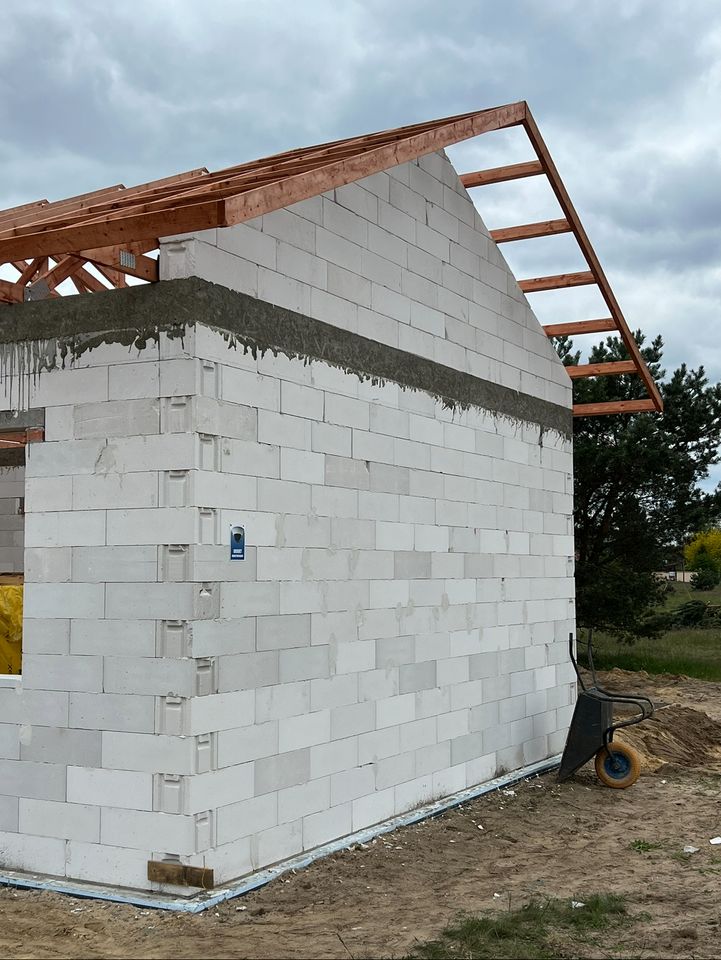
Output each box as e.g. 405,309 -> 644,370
592,685 -> 655,717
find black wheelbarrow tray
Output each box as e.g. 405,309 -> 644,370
558,633 -> 654,788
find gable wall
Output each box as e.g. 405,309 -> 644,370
160,150 -> 570,411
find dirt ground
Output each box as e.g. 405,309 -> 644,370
1,669 -> 721,960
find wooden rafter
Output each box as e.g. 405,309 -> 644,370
15,257 -> 47,285
0,278 -> 23,303
0,104 -> 526,263
80,244 -> 159,282
35,256 -> 86,292
0,100 -> 661,417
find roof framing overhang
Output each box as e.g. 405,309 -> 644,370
0,101 -> 662,418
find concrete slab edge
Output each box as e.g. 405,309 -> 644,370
0,754 -> 561,913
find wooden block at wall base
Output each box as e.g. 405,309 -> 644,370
147,860 -> 215,889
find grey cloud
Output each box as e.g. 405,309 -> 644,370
1,0 -> 719,388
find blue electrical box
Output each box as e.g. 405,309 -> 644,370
230,525 -> 245,561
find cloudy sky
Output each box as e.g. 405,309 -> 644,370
1,2 -> 719,418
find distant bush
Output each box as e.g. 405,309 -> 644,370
691,566 -> 720,591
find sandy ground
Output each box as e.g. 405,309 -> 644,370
1,669 -> 720,960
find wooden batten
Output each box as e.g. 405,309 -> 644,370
573,399 -> 657,417
460,160 -> 544,188
490,219 -> 571,243
566,361 -> 637,379
518,271 -> 596,293
543,318 -> 617,337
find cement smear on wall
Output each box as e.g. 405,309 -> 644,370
0,279 -> 572,436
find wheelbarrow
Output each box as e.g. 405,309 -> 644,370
558,632 -> 654,788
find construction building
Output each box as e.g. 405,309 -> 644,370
0,102 -> 660,894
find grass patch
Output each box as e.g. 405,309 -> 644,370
583,581 -> 721,681
590,628 -> 721,681
406,894 -> 629,959
629,839 -> 663,853
662,581 -> 721,612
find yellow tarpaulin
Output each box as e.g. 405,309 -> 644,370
0,585 -> 23,675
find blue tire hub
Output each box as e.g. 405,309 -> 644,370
603,748 -> 631,779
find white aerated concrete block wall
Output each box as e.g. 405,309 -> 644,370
150,148 -> 574,886
183,329 -> 575,883
0,466 -> 25,575
0,147 -> 575,892
160,151 -> 570,410
0,336 -> 231,889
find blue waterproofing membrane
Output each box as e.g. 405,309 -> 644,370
0,754 -> 561,913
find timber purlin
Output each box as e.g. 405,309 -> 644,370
0,100 -> 661,418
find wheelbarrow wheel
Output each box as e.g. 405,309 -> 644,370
594,742 -> 641,789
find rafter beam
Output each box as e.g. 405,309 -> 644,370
0,279 -> 24,303
34,256 -> 86,293
490,218 -> 571,243
522,107 -> 662,413
0,199 -> 226,261
80,245 -> 159,283
0,200 -> 48,226
0,101 -> 665,419
518,270 -> 596,293
0,104 -> 529,262
71,265 -> 108,293
573,399 -> 657,417
544,318 -> 617,337
460,160 -> 544,188
566,360 -> 637,379
0,169 -> 210,240
0,187 -> 123,231
94,262 -> 127,288
15,257 -> 47,285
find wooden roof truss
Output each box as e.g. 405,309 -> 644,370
0,101 -> 662,417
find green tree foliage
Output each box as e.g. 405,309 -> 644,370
558,332 -> 721,638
